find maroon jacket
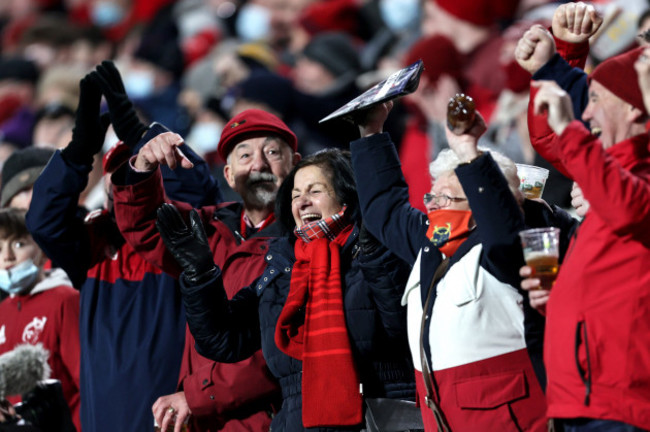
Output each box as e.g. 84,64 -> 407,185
113,168 -> 280,431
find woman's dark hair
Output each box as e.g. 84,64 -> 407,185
0,208 -> 29,240
275,148 -> 360,235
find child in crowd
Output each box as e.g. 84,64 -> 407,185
0,208 -> 80,431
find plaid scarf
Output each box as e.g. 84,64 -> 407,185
293,206 -> 348,243
275,216 -> 362,427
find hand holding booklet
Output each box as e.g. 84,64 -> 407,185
319,60 -> 424,124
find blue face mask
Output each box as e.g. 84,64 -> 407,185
90,1 -> 126,28
187,122 -> 223,154
0,259 -> 40,296
123,70 -> 155,99
235,3 -> 271,42
379,0 -> 420,32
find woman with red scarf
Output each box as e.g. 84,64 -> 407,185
348,101 -> 569,431
155,148 -> 417,431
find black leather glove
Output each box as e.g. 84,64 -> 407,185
156,203 -> 217,284
93,60 -> 148,148
358,222 -> 382,256
61,74 -> 111,167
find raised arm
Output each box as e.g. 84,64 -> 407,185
350,102 -> 431,265
445,113 -> 527,285
26,74 -> 111,288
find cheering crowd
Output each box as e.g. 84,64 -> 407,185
1,0 -> 650,431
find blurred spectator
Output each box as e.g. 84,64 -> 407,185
0,57 -> 40,150
294,31 -> 361,98
32,103 -> 75,150
116,5 -> 191,135
34,65 -> 84,113
67,24 -> 114,70
213,41 -> 280,93
66,0 -> 175,42
267,0 -> 312,55
0,147 -> 54,210
9,14 -> 81,70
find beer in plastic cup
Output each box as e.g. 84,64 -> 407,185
519,227 -> 560,290
516,164 -> 549,199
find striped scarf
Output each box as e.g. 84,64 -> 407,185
275,218 -> 362,427
293,206 -> 348,243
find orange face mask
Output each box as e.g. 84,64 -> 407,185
426,210 -> 474,257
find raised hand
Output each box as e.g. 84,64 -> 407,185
570,182 -> 590,218
515,24 -> 557,75
93,60 -> 148,148
551,2 -> 603,44
444,109 -> 486,163
156,203 -> 215,284
532,80 -> 575,135
61,74 -> 111,166
357,101 -> 393,138
133,131 -> 194,172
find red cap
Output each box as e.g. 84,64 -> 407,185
217,109 -> 298,162
434,0 -> 520,27
590,46 -> 647,116
404,35 -> 464,86
102,141 -> 131,174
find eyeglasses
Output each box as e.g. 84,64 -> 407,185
423,192 -> 467,208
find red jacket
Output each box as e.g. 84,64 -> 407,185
0,269 -> 81,432
113,168 -> 280,431
527,35 -> 650,428
530,117 -> 650,427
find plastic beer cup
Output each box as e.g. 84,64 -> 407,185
516,164 -> 549,199
519,227 -> 560,290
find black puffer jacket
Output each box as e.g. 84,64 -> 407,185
181,225 -> 415,431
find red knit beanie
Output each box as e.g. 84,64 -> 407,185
404,35 -> 464,87
299,0 -> 359,35
590,46 -> 647,116
434,0 -> 520,27
217,109 -> 298,162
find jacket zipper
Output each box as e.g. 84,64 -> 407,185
574,320 -> 592,406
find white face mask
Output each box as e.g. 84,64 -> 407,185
0,258 -> 40,296
90,1 -> 126,28
186,121 -> 223,155
235,3 -> 271,42
379,0 -> 420,32
124,70 -> 156,99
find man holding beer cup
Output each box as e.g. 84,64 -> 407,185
516,2 -> 650,431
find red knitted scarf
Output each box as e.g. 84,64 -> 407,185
275,219 -> 362,427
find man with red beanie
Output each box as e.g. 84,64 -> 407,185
516,3 -> 650,431
111,108 -> 300,432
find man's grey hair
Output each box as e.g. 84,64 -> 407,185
429,147 -> 523,202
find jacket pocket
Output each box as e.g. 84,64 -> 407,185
454,370 -> 536,431
455,370 -> 527,409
